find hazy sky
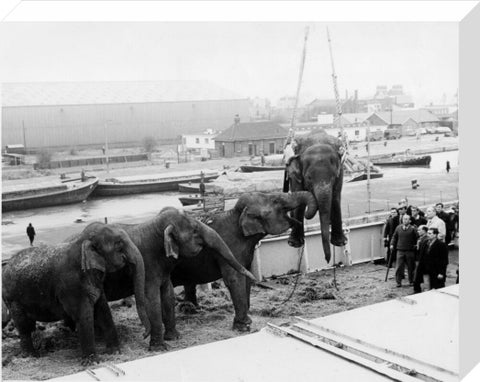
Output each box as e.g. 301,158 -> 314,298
0,22 -> 458,106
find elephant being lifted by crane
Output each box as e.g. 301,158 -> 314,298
284,129 -> 348,264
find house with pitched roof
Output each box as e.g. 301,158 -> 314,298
214,116 -> 289,157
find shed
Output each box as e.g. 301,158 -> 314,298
214,117 -> 288,157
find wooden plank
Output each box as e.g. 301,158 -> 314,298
266,323 -> 422,382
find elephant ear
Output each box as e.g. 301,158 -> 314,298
286,155 -> 303,187
240,207 -> 266,236
164,225 -> 179,259
81,240 -> 106,273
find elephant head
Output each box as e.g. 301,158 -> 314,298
234,191 -> 317,236
286,131 -> 347,264
78,223 -> 150,337
159,208 -> 256,282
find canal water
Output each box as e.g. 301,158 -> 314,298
1,150 -> 459,257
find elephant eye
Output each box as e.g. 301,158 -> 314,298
114,241 -> 123,250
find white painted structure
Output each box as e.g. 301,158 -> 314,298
181,133 -> 217,150
50,285 -> 459,381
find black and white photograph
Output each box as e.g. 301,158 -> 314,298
1,2 -> 476,381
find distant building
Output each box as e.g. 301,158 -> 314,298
1,81 -> 249,149
249,97 -> 271,120
181,132 -> 217,150
214,116 -> 288,157
373,109 -> 440,135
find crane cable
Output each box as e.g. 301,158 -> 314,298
327,27 -> 349,177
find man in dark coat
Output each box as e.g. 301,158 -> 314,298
383,208 -> 399,266
391,214 -> 418,287
413,225 -> 429,293
410,206 -> 427,227
26,223 -> 36,246
424,227 -> 449,289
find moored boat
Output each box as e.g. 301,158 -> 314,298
93,170 -> 219,197
372,153 -> 431,167
2,176 -> 99,212
178,183 -> 202,193
178,195 -> 204,206
239,165 -> 285,173
347,172 -> 384,182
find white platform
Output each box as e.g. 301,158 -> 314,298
49,285 -> 459,382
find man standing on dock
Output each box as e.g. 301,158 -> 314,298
26,223 -> 36,246
391,214 -> 418,287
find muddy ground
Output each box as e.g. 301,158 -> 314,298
2,248 -> 458,380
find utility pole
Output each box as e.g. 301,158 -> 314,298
104,121 -> 111,173
22,120 -> 27,152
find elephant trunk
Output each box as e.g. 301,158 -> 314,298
123,237 -> 151,338
196,221 -> 257,283
313,183 -> 333,264
283,191 -> 318,219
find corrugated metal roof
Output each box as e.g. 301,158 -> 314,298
1,81 -> 245,107
215,121 -> 288,142
376,109 -> 439,124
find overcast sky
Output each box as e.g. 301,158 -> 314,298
0,22 -> 458,107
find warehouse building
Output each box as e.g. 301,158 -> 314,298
1,81 -> 250,150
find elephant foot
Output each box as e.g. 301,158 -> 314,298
164,328 -> 180,341
178,301 -> 199,315
149,339 -> 169,352
81,353 -> 100,367
232,322 -> 251,332
105,345 -> 121,355
232,316 -> 252,332
288,234 -> 305,248
331,233 -> 347,247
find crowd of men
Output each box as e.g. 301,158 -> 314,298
383,199 -> 459,292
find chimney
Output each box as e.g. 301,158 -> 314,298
234,114 -> 241,125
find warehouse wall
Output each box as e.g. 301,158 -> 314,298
2,99 -> 250,149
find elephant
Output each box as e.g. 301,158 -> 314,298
99,207 -> 257,351
284,129 -> 347,264
170,191 -> 318,332
2,223 -> 149,365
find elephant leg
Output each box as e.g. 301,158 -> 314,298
62,314 -> 76,332
288,206 -> 306,248
9,302 -> 38,357
220,265 -> 252,332
183,284 -> 199,307
145,281 -> 167,351
161,280 -> 179,341
330,177 -> 347,246
94,293 -> 120,353
76,298 -> 99,365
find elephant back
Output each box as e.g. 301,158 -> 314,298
3,244 -> 68,298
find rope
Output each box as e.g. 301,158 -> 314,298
332,246 -> 339,291
279,245 -> 305,304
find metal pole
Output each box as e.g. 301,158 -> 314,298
104,121 -> 110,173
22,120 -> 27,152
366,125 -> 371,214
